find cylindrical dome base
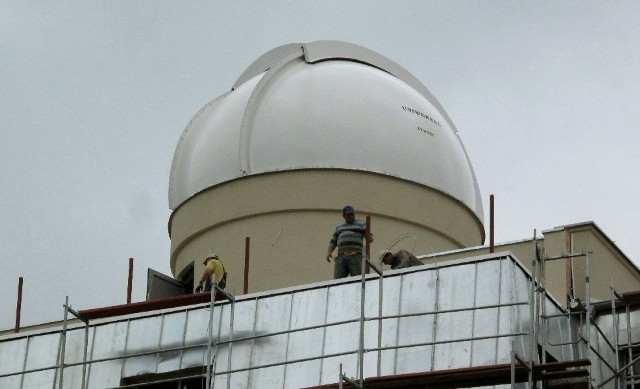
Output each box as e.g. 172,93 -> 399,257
169,169 -> 484,294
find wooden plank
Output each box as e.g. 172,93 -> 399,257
78,292 -> 226,320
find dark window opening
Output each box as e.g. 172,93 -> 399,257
178,263 -> 195,295
121,366 -> 206,388
146,263 -> 195,301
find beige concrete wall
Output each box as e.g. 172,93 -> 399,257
169,169 -> 485,294
566,227 -> 640,302
538,226 -> 640,303
538,229 -> 572,304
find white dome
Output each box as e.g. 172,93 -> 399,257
169,41 -> 483,223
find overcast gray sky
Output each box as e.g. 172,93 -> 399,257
2,1 -> 639,331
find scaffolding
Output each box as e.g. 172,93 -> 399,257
1,245 -> 635,389
331,234 -> 594,389
593,284 -> 640,389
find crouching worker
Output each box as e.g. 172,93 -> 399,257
195,254 -> 227,293
380,249 -> 422,270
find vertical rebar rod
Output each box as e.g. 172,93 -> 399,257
58,296 -> 69,389
127,258 -> 133,304
244,237 -> 250,294
490,194 -> 495,253
365,215 -> 371,274
15,277 -> 23,333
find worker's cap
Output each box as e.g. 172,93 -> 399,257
203,254 -> 219,264
342,205 -> 355,214
379,250 -> 392,260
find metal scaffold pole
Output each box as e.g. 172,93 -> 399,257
58,296 -> 90,389
208,285 -> 236,389
626,297 -> 635,389
510,338 -> 516,389
528,231 -> 538,389
81,321 -> 89,389
585,250 -> 592,384
540,250 -> 548,366
227,295 -> 235,389
610,280 -> 620,389
366,253 -> 384,378
359,247 -> 366,387
58,296 -> 69,389
599,285 -> 637,389
356,215 -> 373,387
376,262 -> 383,377
536,249 -> 594,389
206,289 -> 216,389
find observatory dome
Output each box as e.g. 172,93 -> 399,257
169,40 -> 483,222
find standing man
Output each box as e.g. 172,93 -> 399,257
380,249 -> 422,270
326,205 -> 373,278
195,254 -> 227,293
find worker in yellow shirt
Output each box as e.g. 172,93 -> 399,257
195,254 -> 227,292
